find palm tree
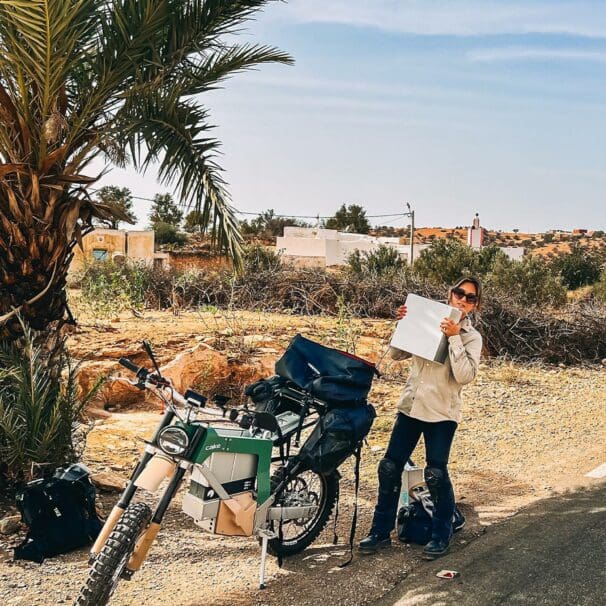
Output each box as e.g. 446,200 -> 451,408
0,0 -> 292,339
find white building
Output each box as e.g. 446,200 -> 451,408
276,214 -> 525,268
498,246 -> 525,261
468,214 -> 524,261
276,227 -> 429,267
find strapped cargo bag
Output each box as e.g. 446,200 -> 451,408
296,402 -> 377,566
274,335 -> 381,565
275,334 -> 379,406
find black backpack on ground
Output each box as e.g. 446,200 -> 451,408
14,463 -> 103,563
397,490 -> 465,545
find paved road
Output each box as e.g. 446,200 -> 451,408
374,482 -> 606,606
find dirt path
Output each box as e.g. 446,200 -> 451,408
1,309 -> 605,605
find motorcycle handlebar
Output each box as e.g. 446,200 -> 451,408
119,357 -> 143,375
117,359 -> 229,419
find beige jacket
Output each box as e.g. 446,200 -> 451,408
390,316 -> 482,423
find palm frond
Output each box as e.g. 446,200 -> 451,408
117,92 -> 243,264
0,0 -> 100,161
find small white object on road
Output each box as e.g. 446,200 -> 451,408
585,463 -> 606,479
436,570 -> 460,579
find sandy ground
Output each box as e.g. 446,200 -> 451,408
0,308 -> 605,605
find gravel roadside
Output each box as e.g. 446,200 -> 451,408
0,311 -> 604,606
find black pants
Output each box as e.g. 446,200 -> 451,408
370,412 -> 457,541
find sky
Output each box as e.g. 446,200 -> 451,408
95,1 -> 606,233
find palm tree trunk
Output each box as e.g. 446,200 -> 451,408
0,185 -> 76,341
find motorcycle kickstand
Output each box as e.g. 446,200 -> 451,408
259,535 -> 268,589
257,529 -> 275,589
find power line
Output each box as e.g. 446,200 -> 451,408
89,188 -> 410,220
235,210 -> 409,220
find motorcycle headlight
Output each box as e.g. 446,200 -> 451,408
157,426 -> 190,456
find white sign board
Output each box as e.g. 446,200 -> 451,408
390,293 -> 462,364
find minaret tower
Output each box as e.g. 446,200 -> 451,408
468,212 -> 484,249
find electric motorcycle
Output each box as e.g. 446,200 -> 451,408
75,341 -> 340,605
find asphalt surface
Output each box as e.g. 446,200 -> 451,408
373,482 -> 606,606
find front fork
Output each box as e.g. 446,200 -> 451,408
90,411 -> 202,575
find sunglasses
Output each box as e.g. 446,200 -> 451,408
451,287 -> 478,304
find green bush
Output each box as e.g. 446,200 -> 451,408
153,221 -> 188,245
242,243 -> 283,273
412,239 -> 505,285
77,260 -> 155,317
347,244 -> 405,276
550,247 -> 602,289
325,203 -> 370,234
486,255 -> 567,307
0,322 -> 102,483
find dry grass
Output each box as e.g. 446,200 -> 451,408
486,361 -> 537,386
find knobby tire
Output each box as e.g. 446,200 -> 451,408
74,502 -> 152,606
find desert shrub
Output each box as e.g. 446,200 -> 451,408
412,239 -> 506,285
77,260 -> 153,316
242,243 -> 283,273
341,269 -> 441,318
347,244 -> 404,276
477,298 -> 606,364
550,247 -> 602,289
77,260 -> 176,315
154,221 -> 187,245
71,247 -> 606,365
486,255 -> 567,307
0,322 -> 102,483
594,271 -> 606,304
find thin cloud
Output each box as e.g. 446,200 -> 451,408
469,47 -> 606,62
268,1 -> 606,38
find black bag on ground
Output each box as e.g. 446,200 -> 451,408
297,403 -> 376,474
397,491 -> 466,545
14,463 -> 103,563
275,334 -> 379,406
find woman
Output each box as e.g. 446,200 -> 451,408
359,277 -> 483,560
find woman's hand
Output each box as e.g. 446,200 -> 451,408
440,318 -> 461,337
396,304 -> 407,320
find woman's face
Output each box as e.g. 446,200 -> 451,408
448,281 -> 478,318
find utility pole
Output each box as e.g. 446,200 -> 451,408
406,202 -> 415,266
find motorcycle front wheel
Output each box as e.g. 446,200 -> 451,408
74,502 -> 152,606
267,465 -> 339,557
